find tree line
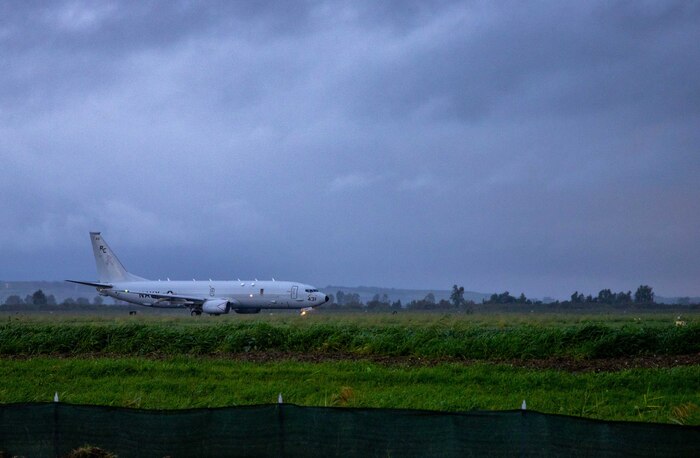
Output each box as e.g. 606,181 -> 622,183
328,286 -> 476,311
330,284 -> 665,311
481,285 -> 655,305
3,289 -> 104,306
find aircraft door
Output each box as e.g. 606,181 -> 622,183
291,286 -> 298,300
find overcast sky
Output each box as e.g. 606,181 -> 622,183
1,1 -> 699,298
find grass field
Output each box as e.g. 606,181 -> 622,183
1,310 -> 698,424
1,312 -> 698,358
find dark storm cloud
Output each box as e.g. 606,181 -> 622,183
346,1 -> 700,123
0,1 -> 318,115
1,0 -> 698,298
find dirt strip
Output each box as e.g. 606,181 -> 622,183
2,352 -> 699,372
216,351 -> 700,373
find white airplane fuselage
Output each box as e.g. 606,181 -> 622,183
105,280 -> 326,310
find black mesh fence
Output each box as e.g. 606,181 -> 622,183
0,403 -> 698,457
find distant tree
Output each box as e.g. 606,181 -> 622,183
404,294 -> 437,310
450,285 -> 465,307
407,298 -> 429,310
4,295 -> 22,305
335,292 -> 362,308
436,299 -> 452,309
517,293 -> 530,304
634,285 -> 654,304
597,289 -> 614,304
62,297 -> 76,305
390,299 -> 402,310
32,290 -> 48,306
483,291 -> 517,305
46,294 -> 56,305
567,289 -> 641,305
76,297 -> 90,305
463,299 -> 475,314
367,293 -> 390,310
616,291 -> 632,304
347,293 -> 362,306
93,296 -> 104,305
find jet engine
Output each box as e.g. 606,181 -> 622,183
202,299 -> 230,315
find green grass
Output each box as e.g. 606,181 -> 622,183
0,357 -> 698,425
0,318 -> 698,359
1,313 -> 697,426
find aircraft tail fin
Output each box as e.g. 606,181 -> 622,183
90,232 -> 147,283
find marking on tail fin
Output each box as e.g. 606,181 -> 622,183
90,232 -> 147,282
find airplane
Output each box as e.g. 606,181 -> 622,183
66,232 -> 329,316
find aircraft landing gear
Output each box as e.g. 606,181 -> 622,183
191,310 -> 202,317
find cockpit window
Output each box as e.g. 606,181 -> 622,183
304,289 -> 318,293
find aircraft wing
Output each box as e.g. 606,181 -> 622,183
66,280 -> 113,289
116,289 -> 209,306
66,280 -> 236,307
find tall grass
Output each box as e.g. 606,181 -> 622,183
0,320 -> 697,358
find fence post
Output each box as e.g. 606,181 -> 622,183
53,399 -> 59,457
276,399 -> 286,456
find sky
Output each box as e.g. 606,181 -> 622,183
1,1 -> 699,299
